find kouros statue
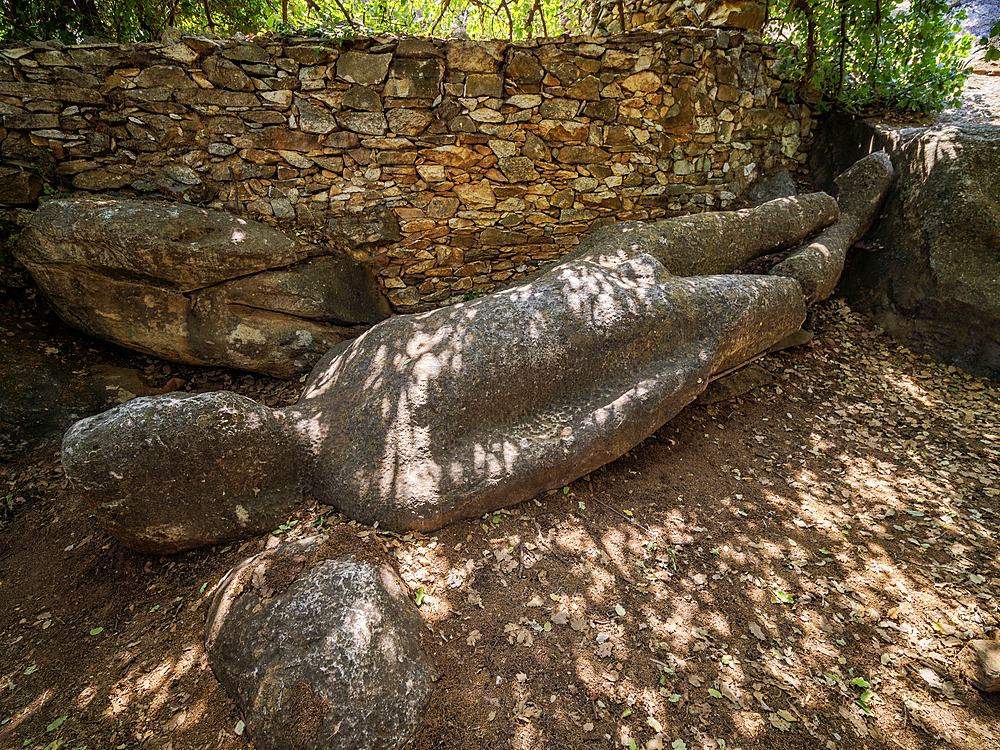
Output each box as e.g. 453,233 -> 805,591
61,152 -> 893,553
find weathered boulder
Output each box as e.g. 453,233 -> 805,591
840,125 -> 1000,379
206,537 -> 435,750
15,200 -> 392,378
294,258 -> 807,532
62,391 -> 305,553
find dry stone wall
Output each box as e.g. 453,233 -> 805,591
0,28 -> 810,311
592,0 -> 767,35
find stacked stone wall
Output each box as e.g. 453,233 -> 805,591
0,28 -> 810,311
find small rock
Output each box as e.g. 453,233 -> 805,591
696,363 -> 774,404
960,640 -> 1000,692
749,168 -> 797,205
206,537 -> 435,750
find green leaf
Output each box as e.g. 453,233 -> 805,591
852,677 -> 870,689
563,486 -> 569,494
615,604 -> 626,617
414,587 -> 426,606
45,716 -> 68,732
622,708 -> 632,717
773,590 -> 794,604
88,627 -> 103,636
707,688 -> 723,699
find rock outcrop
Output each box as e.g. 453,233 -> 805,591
206,537 -> 435,750
840,125 -> 1000,379
61,153 -> 894,548
15,199 -> 392,378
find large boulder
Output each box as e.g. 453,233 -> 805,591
206,536 -> 435,750
840,125 -> 1000,379
61,391 -> 306,553
14,200 -> 392,378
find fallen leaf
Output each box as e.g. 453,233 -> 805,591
769,713 -> 791,731
750,622 -> 767,640
466,630 -> 481,646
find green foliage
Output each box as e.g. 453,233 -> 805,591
765,0 -> 973,114
0,0 -> 274,43
1,0 -> 587,42
983,19 -> 1000,63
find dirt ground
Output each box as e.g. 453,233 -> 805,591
2,254 -> 1000,750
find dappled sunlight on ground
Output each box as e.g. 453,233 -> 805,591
2,298 -> 999,749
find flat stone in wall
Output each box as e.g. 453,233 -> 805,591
0,30 -> 810,312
